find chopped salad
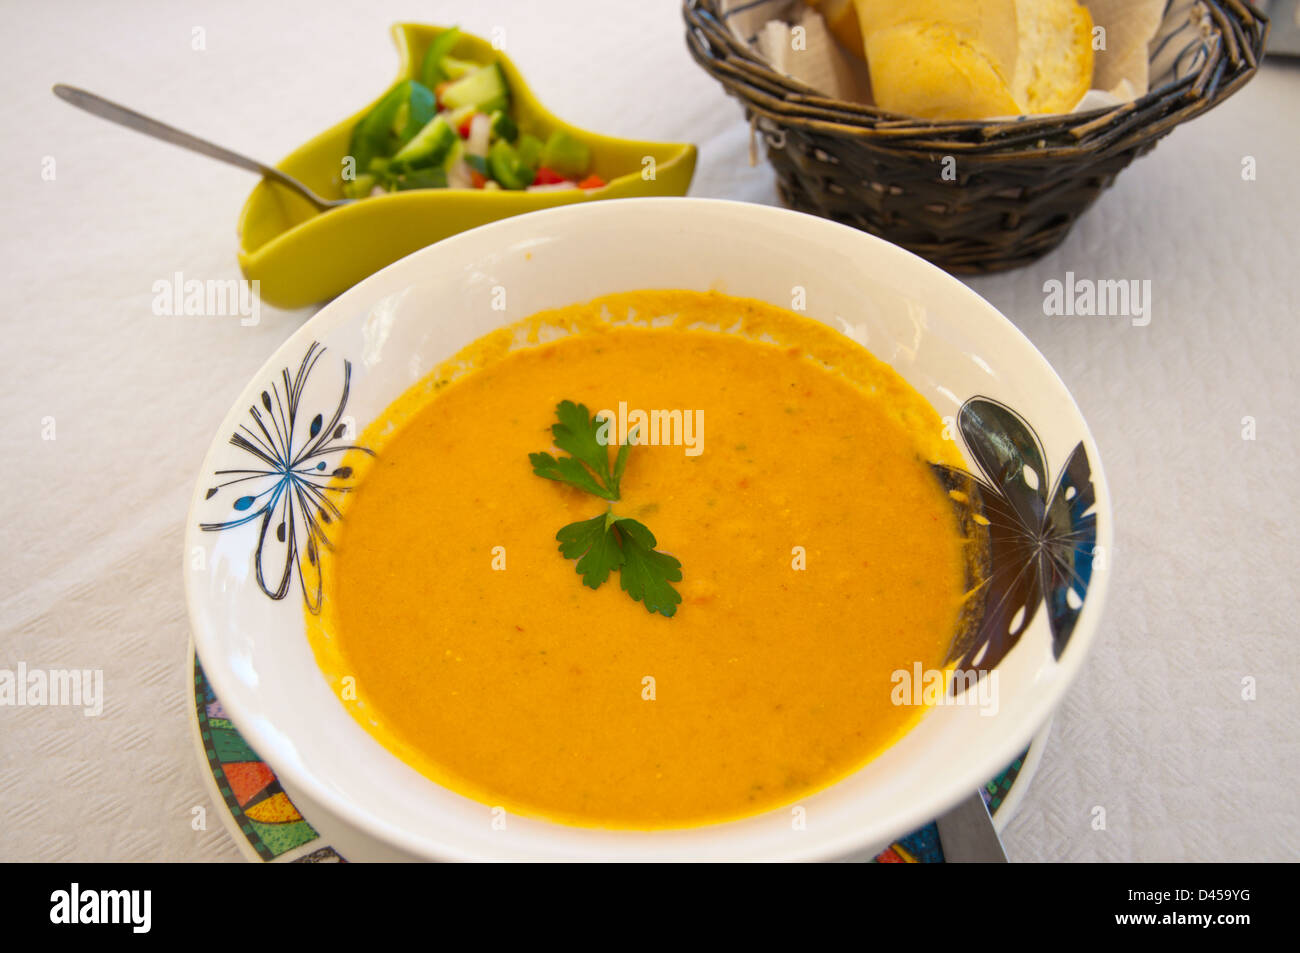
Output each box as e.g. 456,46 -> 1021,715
343,27 -> 606,198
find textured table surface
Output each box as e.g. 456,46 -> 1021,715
1,0 -> 1296,862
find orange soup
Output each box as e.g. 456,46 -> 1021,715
307,290 -> 969,828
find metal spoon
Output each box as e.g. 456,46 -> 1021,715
51,84 -> 351,212
934,788 -> 1009,862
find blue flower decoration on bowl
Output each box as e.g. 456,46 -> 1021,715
200,342 -> 372,612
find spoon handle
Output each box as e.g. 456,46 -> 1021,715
51,84 -> 340,211
933,789 -> 1008,863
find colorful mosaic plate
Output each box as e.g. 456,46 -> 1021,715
190,641 -> 1049,863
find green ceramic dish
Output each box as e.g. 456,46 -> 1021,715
237,23 -> 698,309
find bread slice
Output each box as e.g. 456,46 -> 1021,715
851,0 -> 1095,120
1012,0 -> 1095,115
863,22 -> 1022,121
856,1 -> 1020,81
854,0 -> 1021,120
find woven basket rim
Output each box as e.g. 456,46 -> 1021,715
684,0 -> 1269,156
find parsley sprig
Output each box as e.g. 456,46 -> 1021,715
529,400 -> 631,501
530,401 -> 682,617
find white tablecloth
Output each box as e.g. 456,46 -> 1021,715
1,0 -> 1296,862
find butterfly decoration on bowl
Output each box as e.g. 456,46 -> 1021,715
932,397 -> 1097,690
200,342 -> 372,612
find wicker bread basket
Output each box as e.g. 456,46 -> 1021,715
684,0 -> 1269,273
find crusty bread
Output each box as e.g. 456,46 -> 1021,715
847,0 -> 1095,120
862,21 -> 1022,121
855,1 -> 1021,81
1012,0 -> 1095,115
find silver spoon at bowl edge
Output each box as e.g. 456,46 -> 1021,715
51,84 -> 351,212
934,788 -> 1008,862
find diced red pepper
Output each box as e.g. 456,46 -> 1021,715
470,169 -> 487,189
578,174 -> 607,190
458,116 -> 474,139
533,166 -> 567,186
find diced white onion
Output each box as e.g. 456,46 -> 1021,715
467,113 -> 492,158
447,158 -> 474,190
